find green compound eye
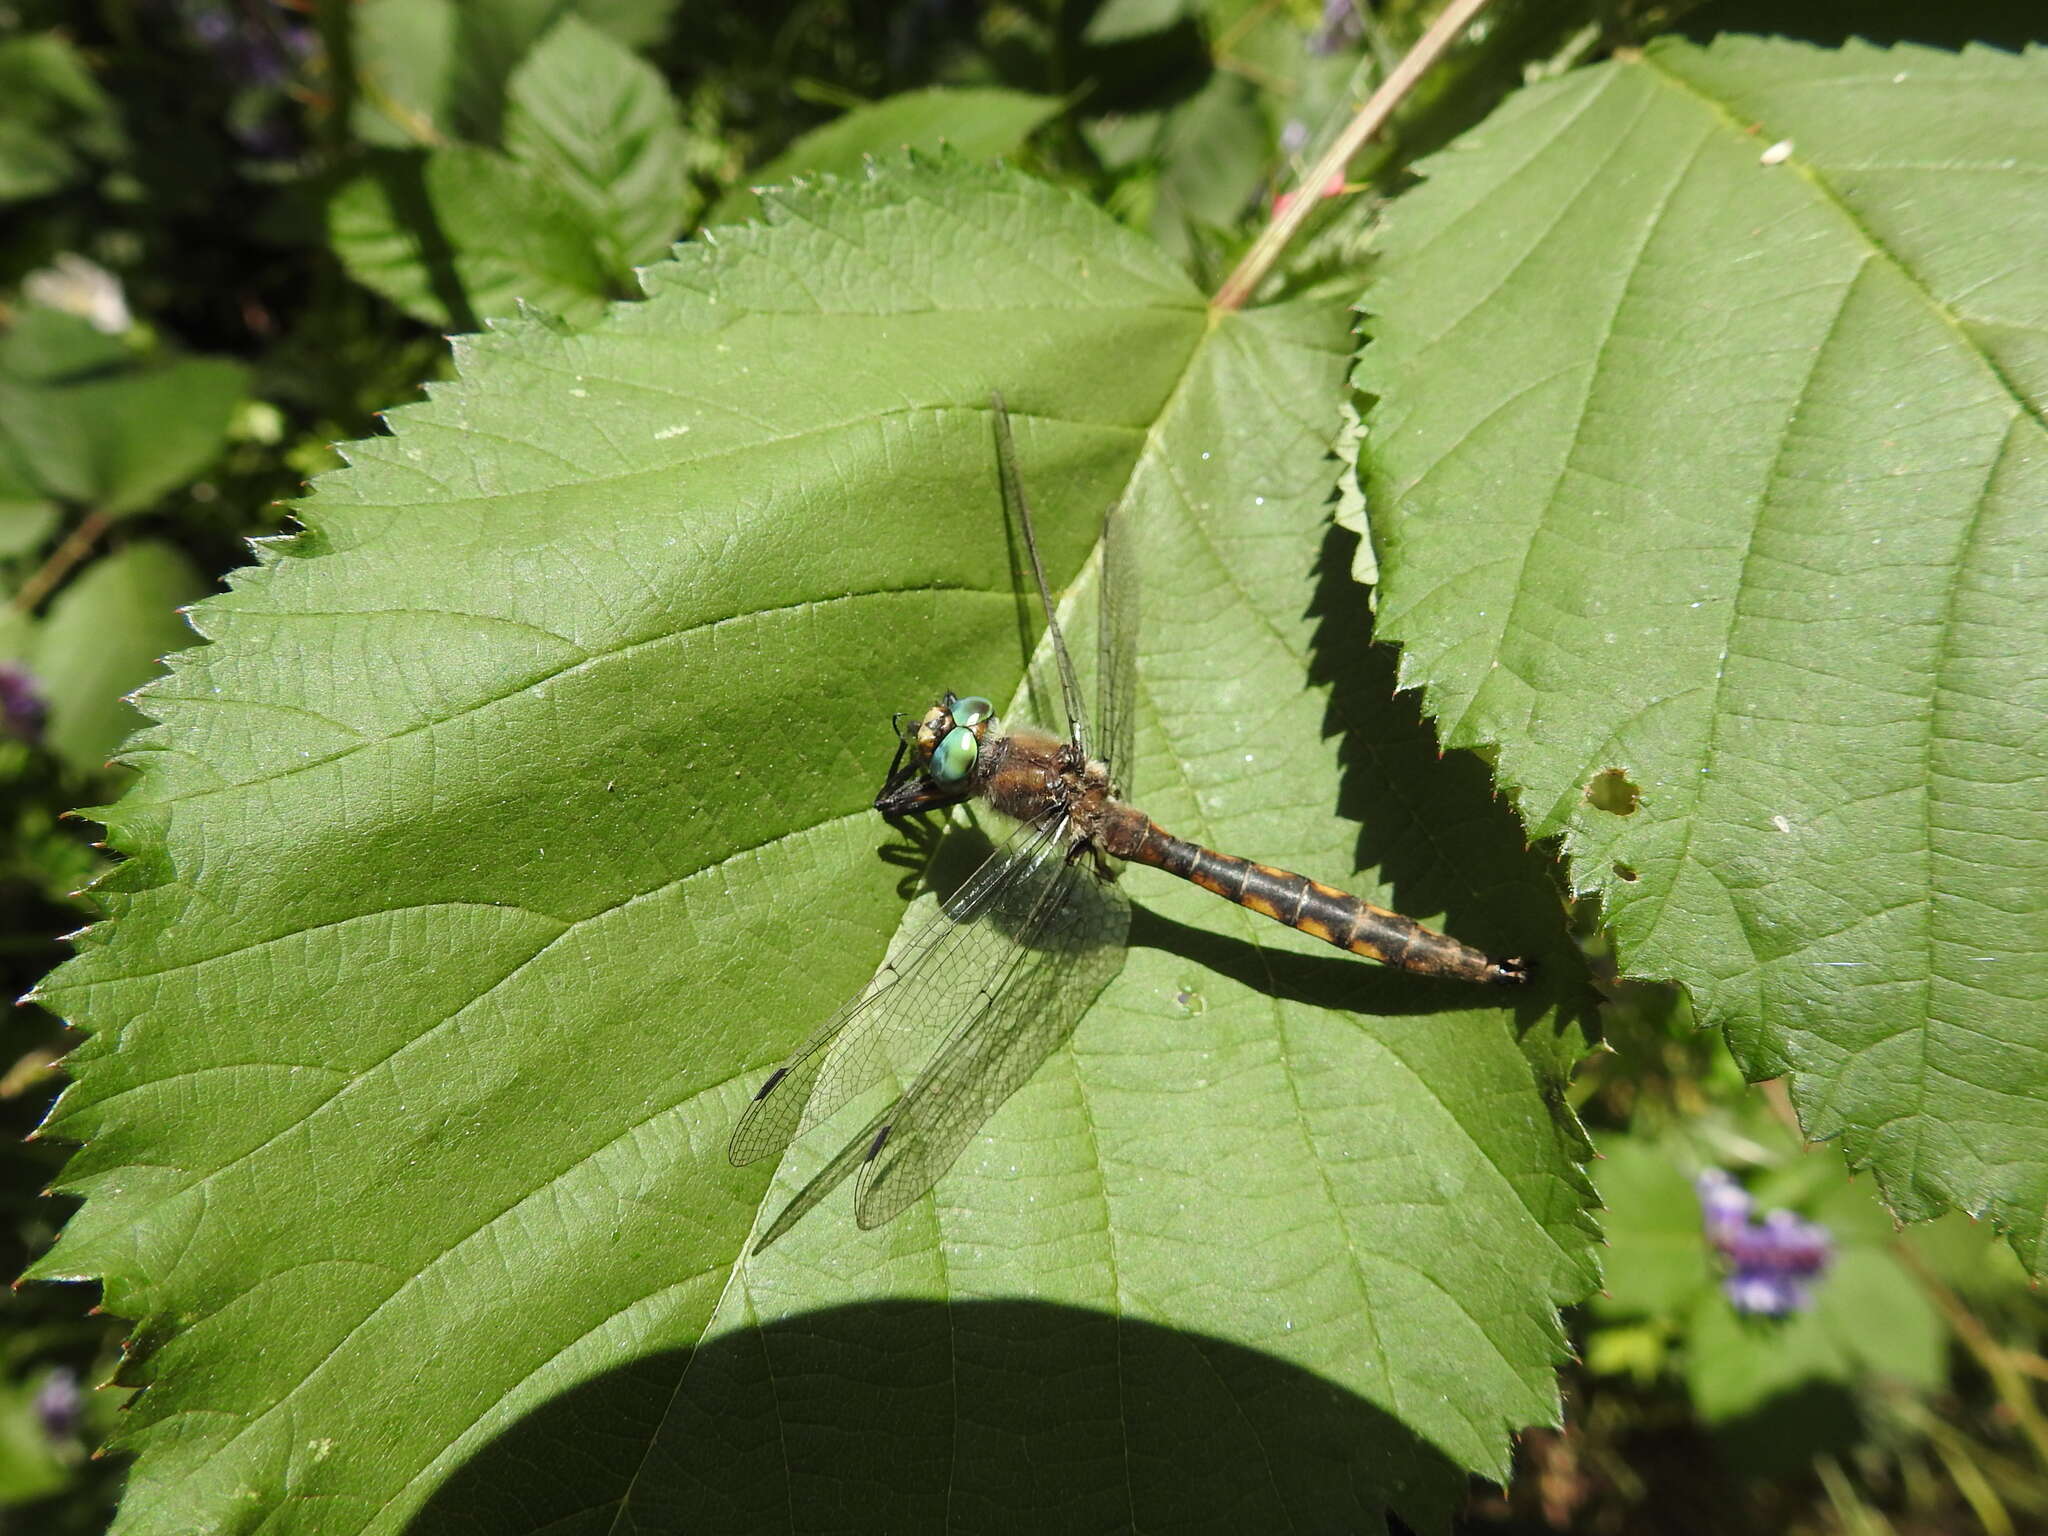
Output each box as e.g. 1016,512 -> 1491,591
951,695 -> 993,727
930,724 -> 980,786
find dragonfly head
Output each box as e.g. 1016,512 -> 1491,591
873,692 -> 995,816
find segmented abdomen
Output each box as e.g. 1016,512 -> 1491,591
1108,814 -> 1527,986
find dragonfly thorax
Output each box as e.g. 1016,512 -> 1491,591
874,687 -> 1118,834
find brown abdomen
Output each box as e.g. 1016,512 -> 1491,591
1102,810 -> 1528,986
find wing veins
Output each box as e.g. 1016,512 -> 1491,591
727,811 -> 1064,1169
855,839 -> 1127,1230
992,392 -> 1092,756
745,815 -> 1081,1252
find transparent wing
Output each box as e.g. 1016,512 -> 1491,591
728,810 -> 1066,1172
745,811 -> 1122,1253
1094,506 -> 1139,796
854,843 -> 1130,1231
992,392 -> 1094,757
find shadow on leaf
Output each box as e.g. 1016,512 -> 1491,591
1304,525 -> 1588,1033
402,1298 -> 1467,1534
1711,1378 -> 1860,1481
871,522 -> 1586,1032
359,151 -> 478,334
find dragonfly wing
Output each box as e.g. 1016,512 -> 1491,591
853,839 -> 1131,1231
748,1100 -> 893,1253
1094,505 -> 1138,796
991,393 -> 1095,758
727,811 -> 1065,1170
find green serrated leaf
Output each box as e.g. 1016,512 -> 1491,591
1357,37 -> 2048,1270
328,145 -> 623,330
707,86 -> 1063,225
503,14 -> 698,268
352,0 -> 684,149
38,159 -> 1590,1532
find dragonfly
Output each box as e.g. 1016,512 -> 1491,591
730,396 -> 1530,1252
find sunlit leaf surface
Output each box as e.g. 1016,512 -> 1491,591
37,160 -> 1590,1532
1359,37 -> 2048,1270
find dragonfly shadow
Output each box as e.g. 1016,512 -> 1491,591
1302,523 -> 1586,1030
896,819 -> 1489,1020
868,524 -> 1585,1031
876,809 -> 949,901
882,815 -> 1058,942
876,811 -> 1000,903
1126,902 -> 1500,1019
401,1298 -> 1470,1534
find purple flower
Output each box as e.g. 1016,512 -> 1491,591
34,1367 -> 82,1441
0,663 -> 47,744
1695,1167 -> 1751,1234
1724,1270 -> 1807,1316
1310,0 -> 1363,56
173,0 -> 314,89
1696,1169 -> 1833,1316
165,0 -> 317,156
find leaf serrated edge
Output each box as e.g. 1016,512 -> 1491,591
1352,37 -> 2048,1273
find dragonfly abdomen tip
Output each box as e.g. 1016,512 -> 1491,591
1491,956 -> 1535,985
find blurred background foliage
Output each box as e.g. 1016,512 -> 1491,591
0,1 -> 2041,1531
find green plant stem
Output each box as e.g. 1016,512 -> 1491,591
315,0 -> 359,165
1926,1425 -> 2018,1536
1813,1453 -> 1896,1536
1210,0 -> 1498,312
11,509 -> 110,615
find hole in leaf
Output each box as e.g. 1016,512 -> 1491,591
1585,767 -> 1641,816
1613,862 -> 1639,882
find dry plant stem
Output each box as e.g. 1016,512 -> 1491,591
11,507 -> 110,615
1891,1240 -> 2048,1469
1211,0 -> 1499,312
2007,1350 -> 2048,1384
1759,1075 -> 1804,1136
